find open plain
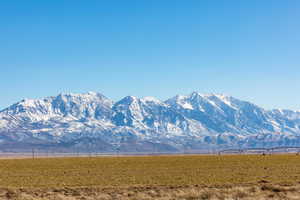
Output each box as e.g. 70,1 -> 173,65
1,154 -> 300,199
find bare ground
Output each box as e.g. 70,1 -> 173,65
1,184 -> 300,200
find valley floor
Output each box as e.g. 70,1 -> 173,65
1,155 -> 300,199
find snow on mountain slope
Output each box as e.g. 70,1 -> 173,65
268,109 -> 300,134
112,96 -> 205,138
165,92 -> 300,136
0,91 -> 300,151
0,92 -> 114,140
1,92 -> 113,121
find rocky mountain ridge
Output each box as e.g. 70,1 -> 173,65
0,92 -> 299,152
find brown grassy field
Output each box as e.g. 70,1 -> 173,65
1,154 -> 300,199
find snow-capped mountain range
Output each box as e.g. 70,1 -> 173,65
0,92 -> 300,152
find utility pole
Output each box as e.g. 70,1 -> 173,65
32,148 -> 35,159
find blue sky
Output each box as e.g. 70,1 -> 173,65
0,0 -> 300,110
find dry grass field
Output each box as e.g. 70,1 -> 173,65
1,154 -> 300,199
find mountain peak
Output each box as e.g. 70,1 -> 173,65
119,96 -> 139,103
141,96 -> 163,104
190,91 -> 201,98
189,92 -> 231,99
57,91 -> 106,98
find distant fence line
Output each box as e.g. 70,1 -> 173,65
218,146 -> 300,154
1,146 -> 300,158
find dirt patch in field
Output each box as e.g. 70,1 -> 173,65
1,184 -> 300,200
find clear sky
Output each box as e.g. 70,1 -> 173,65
0,0 -> 300,110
